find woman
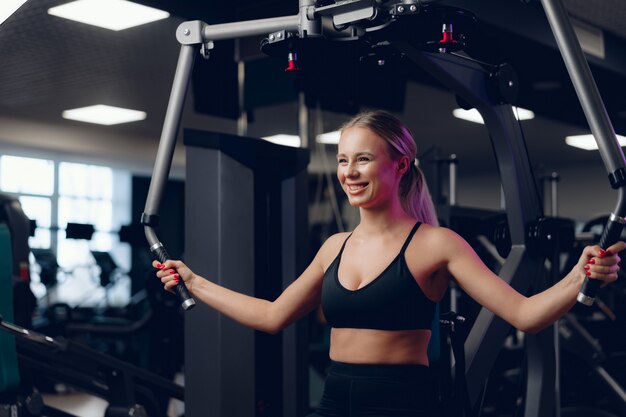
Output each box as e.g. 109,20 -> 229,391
154,110 -> 623,416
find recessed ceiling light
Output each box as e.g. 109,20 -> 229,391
262,134 -> 301,148
452,107 -> 535,124
316,131 -> 341,145
565,134 -> 626,151
1,0 -> 28,26
48,0 -> 169,31
62,105 -> 147,125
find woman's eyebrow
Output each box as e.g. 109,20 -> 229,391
336,151 -> 374,157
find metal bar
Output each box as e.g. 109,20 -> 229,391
143,45 -> 196,229
540,0 -> 626,175
539,0 -> 626,304
203,15 -> 300,42
595,366 -> 626,406
550,172 -> 558,216
0,315 -> 65,350
449,154 -> 457,206
236,40 -> 247,136
142,44 -> 197,310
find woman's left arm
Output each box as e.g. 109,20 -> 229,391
436,227 -> 624,333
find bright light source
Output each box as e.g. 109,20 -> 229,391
262,134 -> 301,148
565,134 -> 626,151
452,107 -> 535,124
48,0 -> 169,31
1,0 -> 28,26
452,108 -> 484,124
316,131 -> 341,145
512,107 -> 535,121
62,105 -> 147,125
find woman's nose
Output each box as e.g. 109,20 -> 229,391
346,164 -> 358,177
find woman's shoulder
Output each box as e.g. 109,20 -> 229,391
321,231 -> 351,251
315,232 -> 351,264
415,223 -> 466,249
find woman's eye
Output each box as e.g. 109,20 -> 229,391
337,158 -> 347,164
358,156 -> 370,162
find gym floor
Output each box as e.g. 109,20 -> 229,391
42,392 -> 107,417
41,374 -> 185,417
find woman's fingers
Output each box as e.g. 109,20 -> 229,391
154,260 -> 177,270
579,242 -> 623,289
160,272 -> 179,283
164,279 -> 180,290
582,244 -> 623,266
606,240 -> 626,255
153,259 -> 184,294
583,243 -> 621,287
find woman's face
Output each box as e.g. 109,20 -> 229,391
337,127 -> 406,209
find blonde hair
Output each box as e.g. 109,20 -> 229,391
342,110 -> 439,226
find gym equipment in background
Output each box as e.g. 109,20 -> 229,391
91,250 -> 120,288
31,248 -> 60,288
0,314 -> 183,417
0,194 -> 37,329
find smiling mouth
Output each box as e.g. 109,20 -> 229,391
347,184 -> 367,191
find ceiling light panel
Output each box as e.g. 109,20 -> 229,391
452,107 -> 535,124
262,134 -> 301,148
565,134 -> 626,151
62,105 -> 147,125
316,131 -> 341,145
1,0 -> 28,26
48,0 -> 169,31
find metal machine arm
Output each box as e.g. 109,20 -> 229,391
540,0 -> 626,306
141,1 -> 321,311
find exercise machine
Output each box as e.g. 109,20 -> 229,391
0,314 -> 184,417
142,1 -> 626,416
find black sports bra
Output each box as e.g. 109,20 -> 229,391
321,222 -> 436,330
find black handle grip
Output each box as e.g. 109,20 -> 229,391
152,245 -> 196,311
577,217 -> 624,305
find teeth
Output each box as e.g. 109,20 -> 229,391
349,184 -> 366,191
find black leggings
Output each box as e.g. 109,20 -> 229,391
306,361 -> 437,417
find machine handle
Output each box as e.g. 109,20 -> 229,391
152,245 -> 196,311
577,215 -> 624,305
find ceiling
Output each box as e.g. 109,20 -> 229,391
1,0 -> 626,177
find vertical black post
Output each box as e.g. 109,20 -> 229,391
184,131 -> 309,417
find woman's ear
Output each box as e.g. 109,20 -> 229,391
397,156 -> 411,176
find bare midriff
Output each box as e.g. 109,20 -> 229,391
329,328 -> 431,365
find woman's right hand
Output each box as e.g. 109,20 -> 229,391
153,260 -> 198,295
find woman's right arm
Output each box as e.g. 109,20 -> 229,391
154,233 -> 346,334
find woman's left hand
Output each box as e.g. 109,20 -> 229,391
577,241 -> 626,287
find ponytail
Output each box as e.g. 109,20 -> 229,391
342,110 -> 439,226
399,163 -> 439,226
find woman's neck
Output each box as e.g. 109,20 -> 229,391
357,204 -> 415,235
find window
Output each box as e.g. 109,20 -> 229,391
19,195 -> 52,248
0,154 -> 131,306
57,162 -> 116,270
0,156 -> 54,249
0,156 -> 54,195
